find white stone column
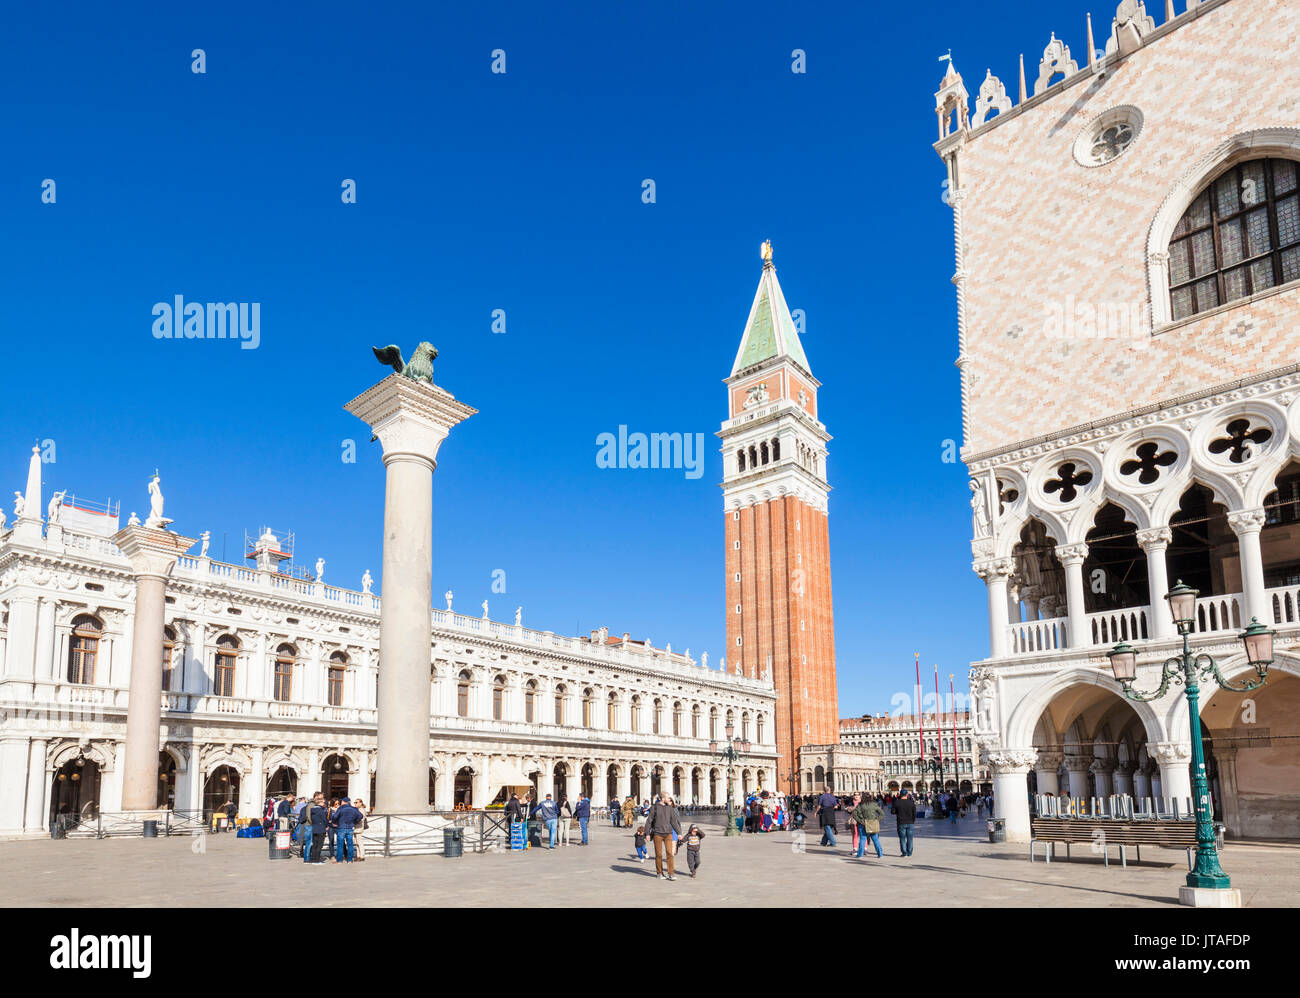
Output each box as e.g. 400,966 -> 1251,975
0,739 -> 29,834
1064,754 -> 1092,801
302,748 -> 321,799
112,526 -> 195,813
1034,750 -> 1063,796
4,596 -> 37,685
987,748 -> 1036,843
472,758 -> 489,809
1057,543 -> 1090,649
34,599 -> 57,683
346,374 -> 475,815
24,737 -> 48,832
433,756 -> 454,811
187,742 -> 203,813
1227,509 -> 1269,625
975,557 -> 1016,659
242,746 -> 264,817
1091,757 -> 1115,799
1136,527 -> 1174,639
1113,760 -> 1135,798
1153,741 -> 1192,811
1133,763 -> 1151,801
616,770 -> 631,801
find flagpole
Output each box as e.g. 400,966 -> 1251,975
934,664 -> 943,794
950,673 -> 959,795
914,653 -> 924,789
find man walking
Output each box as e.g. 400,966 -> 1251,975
535,793 -> 560,849
609,796 -> 621,827
645,792 -> 682,881
895,789 -> 917,857
574,793 -> 592,845
817,787 -> 839,847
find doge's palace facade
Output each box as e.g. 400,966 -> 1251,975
0,477 -> 776,836
937,0 -> 1300,842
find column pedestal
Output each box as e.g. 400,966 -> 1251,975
1154,741 -> 1193,812
346,374 -> 476,815
112,526 -> 195,812
987,749 -> 1037,842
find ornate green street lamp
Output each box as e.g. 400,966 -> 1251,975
1107,580 -> 1273,897
710,722 -> 751,837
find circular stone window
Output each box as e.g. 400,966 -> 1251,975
1073,105 -> 1144,168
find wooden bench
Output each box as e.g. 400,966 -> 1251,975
1029,817 -> 1206,869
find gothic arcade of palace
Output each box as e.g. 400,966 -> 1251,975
940,0 -> 1300,842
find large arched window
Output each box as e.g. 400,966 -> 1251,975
630,695 -> 642,731
274,643 -> 296,702
162,626 -> 177,692
608,692 -> 619,730
652,698 -> 662,735
1169,157 -> 1300,320
554,684 -> 566,726
214,635 -> 238,697
327,652 -> 347,707
524,680 -> 537,723
457,670 -> 471,717
493,675 -> 506,721
672,701 -> 682,736
582,688 -> 594,728
68,615 -> 102,684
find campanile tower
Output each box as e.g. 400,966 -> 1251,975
719,241 -> 838,783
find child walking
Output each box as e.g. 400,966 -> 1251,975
634,824 -> 648,862
675,823 -> 705,877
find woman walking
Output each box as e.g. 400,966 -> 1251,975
352,798 -> 369,861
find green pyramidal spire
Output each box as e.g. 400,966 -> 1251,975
730,240 -> 812,377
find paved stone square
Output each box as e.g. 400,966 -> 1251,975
3,814 -> 1296,907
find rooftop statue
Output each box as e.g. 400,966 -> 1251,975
372,342 -> 438,385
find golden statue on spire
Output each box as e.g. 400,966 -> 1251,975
760,239 -> 773,264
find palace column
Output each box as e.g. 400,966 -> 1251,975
1153,741 -> 1193,812
347,374 -> 475,815
1227,509 -> 1269,625
1064,753 -> 1092,802
975,557 -> 1015,658
1113,760 -> 1136,798
1056,543 -> 1091,649
24,737 -> 49,832
1091,757 -> 1116,799
1034,749 -> 1063,796
987,748 -> 1036,842
112,525 -> 195,813
1136,528 -> 1174,639
1133,760 -> 1152,801
616,769 -> 631,802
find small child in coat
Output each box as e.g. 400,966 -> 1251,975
676,823 -> 705,877
634,824 -> 648,862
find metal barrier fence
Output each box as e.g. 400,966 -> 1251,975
58,809 -> 210,838
1032,794 -> 1195,820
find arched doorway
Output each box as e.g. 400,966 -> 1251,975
265,766 -> 297,797
203,765 -> 240,820
606,764 -> 619,801
672,766 -> 684,799
630,765 -> 644,802
581,763 -> 595,799
157,751 -> 177,809
321,754 -> 350,800
552,762 -> 568,803
1200,664 -> 1300,839
50,755 -> 101,825
428,768 -> 437,808
708,769 -> 718,804
454,767 -> 473,808
691,767 -> 702,803
650,766 -> 663,798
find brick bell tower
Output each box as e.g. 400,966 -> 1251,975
719,241 -> 838,789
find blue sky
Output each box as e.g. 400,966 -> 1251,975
0,0 -> 1095,714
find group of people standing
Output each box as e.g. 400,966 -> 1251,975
264,793 -> 371,864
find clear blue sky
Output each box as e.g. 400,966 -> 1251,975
0,0 -> 1091,714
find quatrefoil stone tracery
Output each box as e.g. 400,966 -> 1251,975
1208,418 -> 1272,464
1119,441 -> 1177,485
1043,462 -> 1093,503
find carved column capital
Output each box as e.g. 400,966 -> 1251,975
1227,508 -> 1267,535
986,748 -> 1038,773
1090,757 -> 1116,775
1055,542 -> 1089,566
1064,753 -> 1093,772
1135,526 -> 1172,550
973,557 -> 1016,581
1151,741 -> 1191,766
1035,749 -> 1065,770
